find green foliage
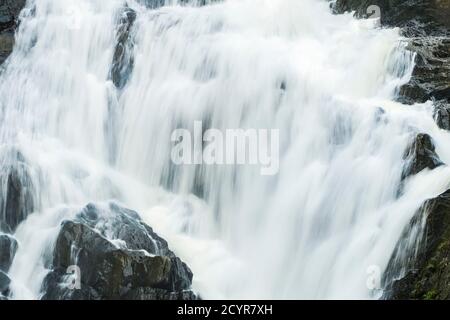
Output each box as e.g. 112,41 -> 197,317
423,289 -> 438,300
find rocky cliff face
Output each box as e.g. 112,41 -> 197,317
334,0 -> 450,300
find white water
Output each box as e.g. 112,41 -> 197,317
1,0 -> 450,299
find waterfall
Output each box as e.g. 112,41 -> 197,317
1,0 -> 450,299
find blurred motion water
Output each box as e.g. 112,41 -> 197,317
1,0 -> 449,299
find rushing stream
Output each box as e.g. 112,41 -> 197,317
1,0 -> 450,299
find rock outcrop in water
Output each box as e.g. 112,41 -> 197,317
0,0 -> 25,65
434,100 -> 450,130
333,0 -> 450,33
0,149 -> 35,234
383,190 -> 450,299
0,233 -> 17,272
110,6 -> 137,89
0,233 -> 17,298
41,202 -> 197,300
0,269 -> 10,298
402,133 -> 443,179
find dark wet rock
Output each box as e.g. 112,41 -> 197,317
0,167 -> 35,233
0,148 -> 35,233
384,189 -> 450,299
122,287 -> 197,300
402,133 -> 443,179
0,0 -> 25,29
333,0 -> 450,34
41,202 -> 196,300
0,233 -> 18,272
0,270 -> 10,295
0,30 -> 13,64
401,43 -> 449,105
398,37 -> 450,105
110,6 -> 137,89
431,87 -> 450,101
434,100 -> 450,130
0,0 -> 26,64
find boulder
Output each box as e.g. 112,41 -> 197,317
41,202 -> 197,300
0,149 -> 35,233
110,6 -> 137,89
402,133 -> 443,179
0,270 -> 10,296
0,233 -> 18,272
434,100 -> 450,130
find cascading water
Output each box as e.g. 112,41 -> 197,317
1,0 -> 450,299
